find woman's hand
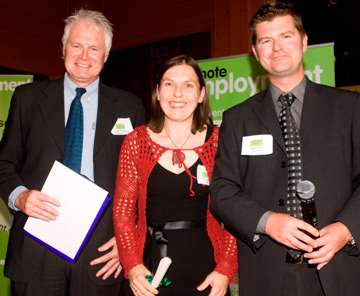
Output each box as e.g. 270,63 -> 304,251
197,270 -> 230,296
128,264 -> 158,296
90,237 -> 122,280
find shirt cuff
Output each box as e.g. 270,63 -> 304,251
9,185 -> 28,211
256,211 -> 273,234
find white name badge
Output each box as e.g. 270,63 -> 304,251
197,164 -> 209,186
111,118 -> 133,135
241,134 -> 273,155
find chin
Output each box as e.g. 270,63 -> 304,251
272,66 -> 293,75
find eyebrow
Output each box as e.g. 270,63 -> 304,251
162,78 -> 197,83
257,30 -> 296,43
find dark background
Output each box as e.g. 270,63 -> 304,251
1,0 -> 359,108
293,0 -> 360,87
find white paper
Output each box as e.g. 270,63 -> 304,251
241,134 -> 273,155
24,161 -> 109,262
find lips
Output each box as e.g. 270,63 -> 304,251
169,101 -> 186,107
76,63 -> 91,68
271,54 -> 289,61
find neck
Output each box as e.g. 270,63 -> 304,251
269,71 -> 304,93
163,119 -> 193,137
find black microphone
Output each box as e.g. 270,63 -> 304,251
297,180 -> 318,229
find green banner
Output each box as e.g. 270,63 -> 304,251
0,75 -> 33,296
198,43 -> 335,122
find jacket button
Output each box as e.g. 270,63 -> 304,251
279,199 -> 285,206
280,161 -> 287,168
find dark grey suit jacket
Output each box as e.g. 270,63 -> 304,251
0,78 -> 146,286
210,79 -> 360,296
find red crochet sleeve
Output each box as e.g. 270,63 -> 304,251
197,126 -> 238,283
208,211 -> 238,283
113,129 -> 144,278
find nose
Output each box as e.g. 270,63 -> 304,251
79,48 -> 89,60
174,85 -> 182,97
273,39 -> 282,51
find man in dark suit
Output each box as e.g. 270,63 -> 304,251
0,9 -> 145,296
210,2 -> 360,296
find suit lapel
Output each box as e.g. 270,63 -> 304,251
253,89 -> 286,153
94,83 -> 120,155
299,79 -> 325,147
39,78 -> 65,154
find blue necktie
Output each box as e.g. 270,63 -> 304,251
64,87 -> 86,173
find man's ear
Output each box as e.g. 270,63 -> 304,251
302,34 -> 308,53
252,45 -> 259,61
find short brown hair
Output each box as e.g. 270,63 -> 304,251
250,1 -> 305,46
148,55 -> 213,134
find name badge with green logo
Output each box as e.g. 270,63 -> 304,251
197,165 -> 209,186
241,134 -> 273,155
111,118 -> 134,135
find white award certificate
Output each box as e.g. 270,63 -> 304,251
23,161 -> 110,263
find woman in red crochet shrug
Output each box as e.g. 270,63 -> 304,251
113,55 -> 237,296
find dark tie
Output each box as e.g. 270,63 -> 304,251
279,93 -> 303,259
64,87 -> 86,173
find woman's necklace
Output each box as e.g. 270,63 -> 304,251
164,126 -> 192,164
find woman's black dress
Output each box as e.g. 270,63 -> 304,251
121,129 -> 230,296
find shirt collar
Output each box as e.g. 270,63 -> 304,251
64,73 -> 99,102
270,76 -> 307,105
